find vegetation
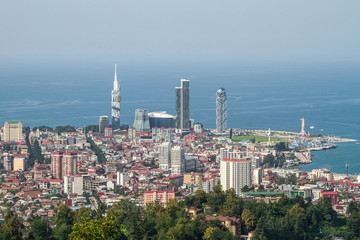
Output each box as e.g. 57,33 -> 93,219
54,125 -> 76,135
32,126 -> 53,132
0,186 -> 360,239
261,153 -> 286,168
84,125 -> 99,133
274,141 -> 289,152
87,138 -> 107,164
232,135 -> 285,143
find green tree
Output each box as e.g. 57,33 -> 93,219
241,185 -> 250,192
74,207 -> 92,225
218,188 -> 243,217
28,216 -> 53,240
274,142 -> 288,152
241,209 -> 256,233
53,205 -> 74,240
347,210 -> 360,237
3,210 -> 22,240
208,185 -> 226,213
70,215 -> 126,240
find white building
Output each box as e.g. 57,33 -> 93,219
252,167 -> 263,185
220,159 -> 251,195
171,146 -> 185,175
202,177 -> 217,193
159,142 -> 171,171
4,121 -> 23,142
193,123 -> 202,133
116,172 -> 129,186
219,148 -> 242,161
64,176 -> 83,195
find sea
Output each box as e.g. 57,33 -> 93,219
0,61 -> 359,174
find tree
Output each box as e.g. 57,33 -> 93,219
262,154 -> 275,167
166,217 -> 196,240
257,185 -> 265,192
347,210 -> 360,237
208,185 -> 226,213
74,207 -> 92,225
241,185 -> 250,192
274,142 -> 288,152
53,205 -> 74,240
54,125 -> 76,135
218,188 -> 243,217
28,216 -> 53,240
203,226 -> 217,240
347,201 -> 359,214
70,215 -> 126,240
3,210 -> 22,240
241,209 -> 256,233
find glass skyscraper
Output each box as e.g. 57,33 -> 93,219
175,79 -> 190,130
216,88 -> 227,132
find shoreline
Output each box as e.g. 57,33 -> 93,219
333,138 -> 358,143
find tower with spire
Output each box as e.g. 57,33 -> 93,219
111,64 -> 121,131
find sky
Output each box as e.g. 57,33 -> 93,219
1,0 -> 360,67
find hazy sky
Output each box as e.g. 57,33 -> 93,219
1,0 -> 360,65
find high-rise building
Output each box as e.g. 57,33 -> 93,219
152,127 -> 174,142
99,116 -> 109,133
104,127 -> 113,137
175,79 -> 190,130
13,155 -> 27,171
216,88 -> 227,132
111,64 -> 121,131
128,127 -> 137,142
62,152 -> 77,177
133,109 -> 150,132
64,175 -> 83,195
220,159 -> 251,195
116,172 -> 129,186
148,111 -> 175,129
4,120 -> 22,142
3,153 -> 14,171
51,152 -> 63,179
51,152 -> 77,179
144,190 -> 175,206
159,142 -> 171,170
171,146 -> 185,175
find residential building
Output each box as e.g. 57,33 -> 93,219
171,146 -> 185,175
184,172 -> 203,185
220,159 -> 251,195
3,153 -> 14,171
116,172 -> 129,186
144,190 -> 175,206
202,178 -> 218,193
159,142 -> 171,171
13,155 -> 27,171
104,127 -> 113,137
99,116 -> 109,133
51,152 -> 77,179
133,109 -> 150,132
206,216 -> 241,236
4,120 -> 22,142
64,175 -> 84,195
